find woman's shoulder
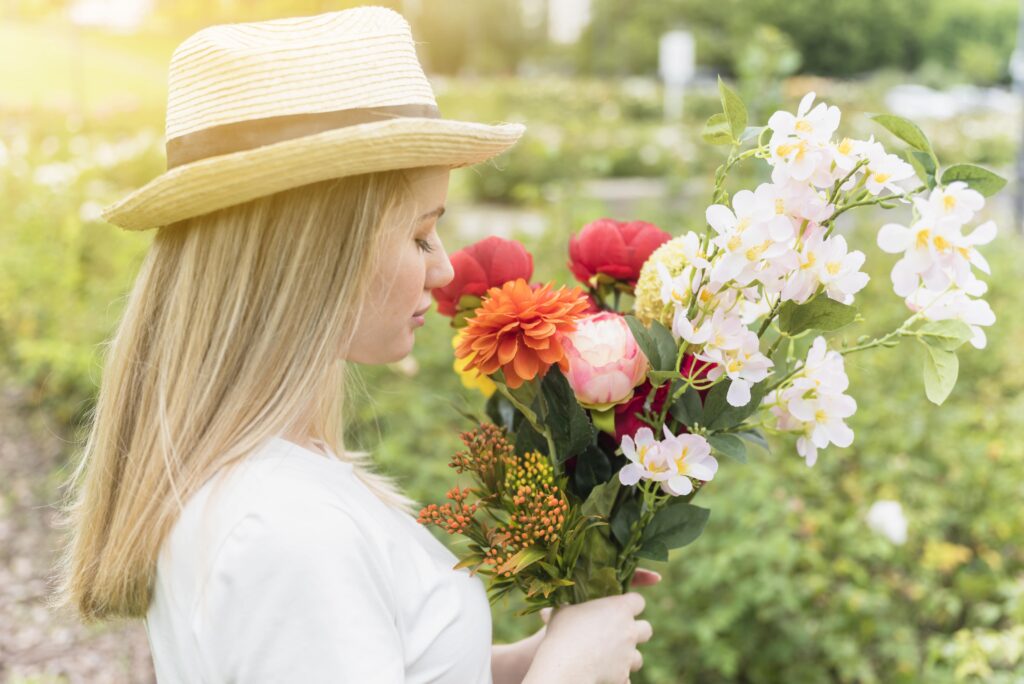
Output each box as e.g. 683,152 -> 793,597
228,436 -> 376,515
160,436 -> 388,585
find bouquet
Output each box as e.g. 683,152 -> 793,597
417,79 -> 1004,616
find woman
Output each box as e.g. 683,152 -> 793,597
50,7 -> 656,683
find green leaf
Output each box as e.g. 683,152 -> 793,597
624,315 -> 679,373
538,365 -> 596,463
611,494 -> 642,546
648,320 -> 679,372
769,335 -> 793,378
702,113 -> 733,145
572,444 -> 613,500
573,525 -> 622,600
739,125 -> 765,144
453,554 -> 484,571
736,428 -> 771,455
702,380 -> 768,430
919,320 -> 974,352
485,392 -> 516,432
505,376 -> 539,410
507,546 -> 547,574
905,148 -> 937,189
707,433 -> 747,463
670,386 -> 704,427
871,114 -> 936,163
940,163 -> 1008,197
636,540 -> 669,562
778,296 -> 858,335
922,344 -> 959,406
637,499 -> 710,561
577,566 -> 621,601
625,315 -> 658,368
718,75 -> 748,141
648,370 -> 682,383
580,476 -> 621,520
514,417 -> 548,457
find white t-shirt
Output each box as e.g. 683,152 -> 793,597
145,435 -> 494,683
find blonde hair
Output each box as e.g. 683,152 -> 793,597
49,167 -> 432,623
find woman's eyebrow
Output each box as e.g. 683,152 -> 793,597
418,206 -> 446,222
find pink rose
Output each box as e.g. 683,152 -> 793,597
563,312 -> 649,410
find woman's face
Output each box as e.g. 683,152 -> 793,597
345,166 -> 455,364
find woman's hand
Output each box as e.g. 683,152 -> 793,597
493,568 -> 662,684
513,568 -> 661,684
537,568 -> 662,626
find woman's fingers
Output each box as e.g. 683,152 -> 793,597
539,606 -> 552,624
629,568 -> 662,587
630,648 -> 644,672
634,619 -> 653,644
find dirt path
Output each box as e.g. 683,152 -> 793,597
0,385 -> 155,684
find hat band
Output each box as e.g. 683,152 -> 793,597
165,103 -> 442,169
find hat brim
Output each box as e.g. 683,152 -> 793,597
99,117 -> 526,231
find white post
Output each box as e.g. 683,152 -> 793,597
659,29 -> 695,123
1011,0 -> 1024,233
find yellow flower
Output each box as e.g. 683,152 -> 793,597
633,235 -> 700,327
452,331 -> 496,397
922,540 -> 973,574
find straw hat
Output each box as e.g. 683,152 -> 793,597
99,6 -> 526,231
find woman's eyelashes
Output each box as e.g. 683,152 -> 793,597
416,237 -> 436,254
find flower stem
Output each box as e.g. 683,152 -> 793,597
826,185 -> 926,226
756,295 -> 782,338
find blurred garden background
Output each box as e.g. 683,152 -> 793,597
2,0 -> 1023,682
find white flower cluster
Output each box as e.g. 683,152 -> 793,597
618,425 -> 718,496
765,337 -> 856,467
654,93 -> 919,408
768,93 -> 916,194
635,92 -> 997,471
877,182 -> 996,348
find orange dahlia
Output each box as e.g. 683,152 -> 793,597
455,278 -> 591,389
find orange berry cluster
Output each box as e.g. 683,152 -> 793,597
480,451 -> 569,577
417,486 -> 479,535
449,423 -> 514,489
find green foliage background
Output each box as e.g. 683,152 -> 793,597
2,4 -> 1023,682
580,0 -> 1020,85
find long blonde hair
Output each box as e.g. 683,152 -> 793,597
49,167 -> 430,623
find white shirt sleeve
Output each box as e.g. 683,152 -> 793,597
193,503 -> 406,683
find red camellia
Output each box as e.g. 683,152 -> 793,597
613,354 -> 717,442
568,219 -> 672,288
433,236 -> 534,317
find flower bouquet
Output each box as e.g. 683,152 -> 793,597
417,79 -> 1004,616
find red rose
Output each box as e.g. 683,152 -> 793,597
432,236 -> 534,317
568,219 -> 672,288
614,380 -> 670,444
613,353 -> 718,442
681,353 -> 716,391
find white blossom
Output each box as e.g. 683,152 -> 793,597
767,92 -> 841,145
866,500 -> 908,545
619,425 -> 717,496
924,181 -> 984,225
766,336 -> 856,466
859,139 -> 916,196
700,327 -> 774,407
905,288 -> 996,349
878,205 -> 995,298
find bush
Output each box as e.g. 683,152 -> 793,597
578,0 -> 1018,84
